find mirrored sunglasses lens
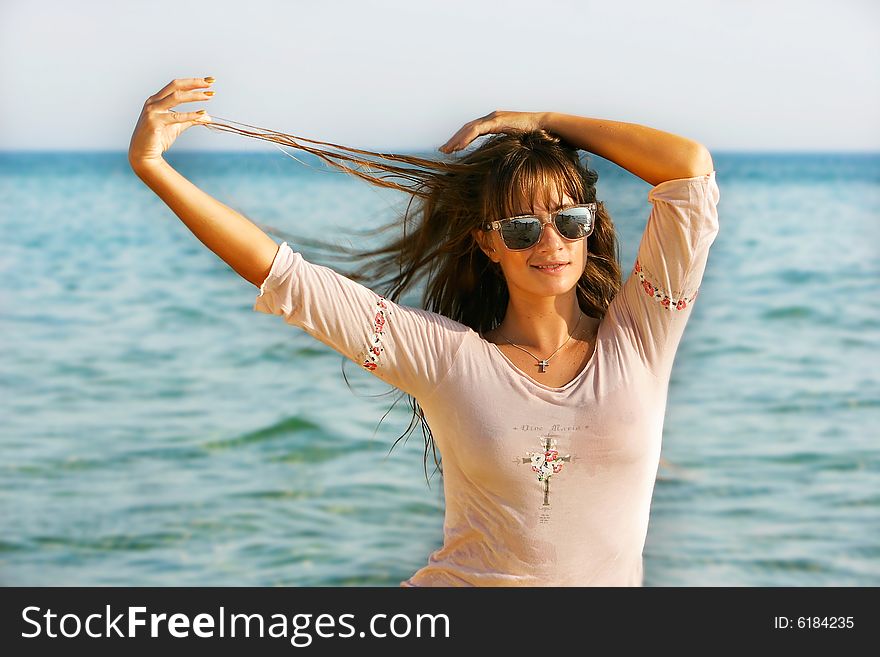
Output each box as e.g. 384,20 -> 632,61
557,207 -> 594,238
501,218 -> 542,249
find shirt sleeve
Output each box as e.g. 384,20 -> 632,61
606,170 -> 721,380
253,241 -> 470,400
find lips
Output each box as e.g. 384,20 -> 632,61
531,262 -> 570,273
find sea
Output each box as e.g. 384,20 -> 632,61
1,149 -> 878,586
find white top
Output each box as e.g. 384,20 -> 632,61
254,171 -> 721,586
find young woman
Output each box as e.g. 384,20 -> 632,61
129,77 -> 720,586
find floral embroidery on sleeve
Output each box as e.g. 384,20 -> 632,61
361,296 -> 389,371
634,259 -> 698,311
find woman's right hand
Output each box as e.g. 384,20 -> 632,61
128,77 -> 214,171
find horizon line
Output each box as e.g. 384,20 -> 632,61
1,148 -> 879,156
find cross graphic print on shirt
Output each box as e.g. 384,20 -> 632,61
516,434 -> 573,522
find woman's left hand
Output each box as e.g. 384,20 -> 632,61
439,110 -> 548,153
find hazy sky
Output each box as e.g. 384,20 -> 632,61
1,0 -> 877,152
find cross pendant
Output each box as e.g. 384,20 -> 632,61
538,360 -> 550,373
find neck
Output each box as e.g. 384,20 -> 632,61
493,291 -> 585,354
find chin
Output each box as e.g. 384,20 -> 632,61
525,278 -> 578,296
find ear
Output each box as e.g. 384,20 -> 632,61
471,228 -> 496,261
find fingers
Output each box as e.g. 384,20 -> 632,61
166,109 -> 212,124
440,126 -> 478,153
440,125 -> 471,153
149,77 -> 213,102
153,87 -> 214,112
440,113 -> 498,153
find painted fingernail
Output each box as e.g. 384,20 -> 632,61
204,77 -> 215,83
197,109 -> 206,114
204,91 -> 215,96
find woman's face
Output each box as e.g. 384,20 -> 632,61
473,189 -> 588,299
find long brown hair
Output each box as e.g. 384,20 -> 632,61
202,116 -> 623,484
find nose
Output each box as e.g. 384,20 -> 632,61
535,216 -> 567,251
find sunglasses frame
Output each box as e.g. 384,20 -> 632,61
481,202 -> 598,251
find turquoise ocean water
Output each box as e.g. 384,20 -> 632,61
1,150 -> 878,586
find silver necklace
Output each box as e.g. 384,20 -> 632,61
496,311 -> 585,374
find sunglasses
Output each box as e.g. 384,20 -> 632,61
481,203 -> 597,251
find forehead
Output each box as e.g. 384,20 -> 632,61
493,157 -> 582,218
511,183 -> 576,214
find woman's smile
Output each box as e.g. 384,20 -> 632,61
530,262 -> 570,274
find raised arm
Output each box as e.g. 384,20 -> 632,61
129,77 -> 278,288
438,109 -> 712,186
539,112 -> 713,186
130,78 -> 472,401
